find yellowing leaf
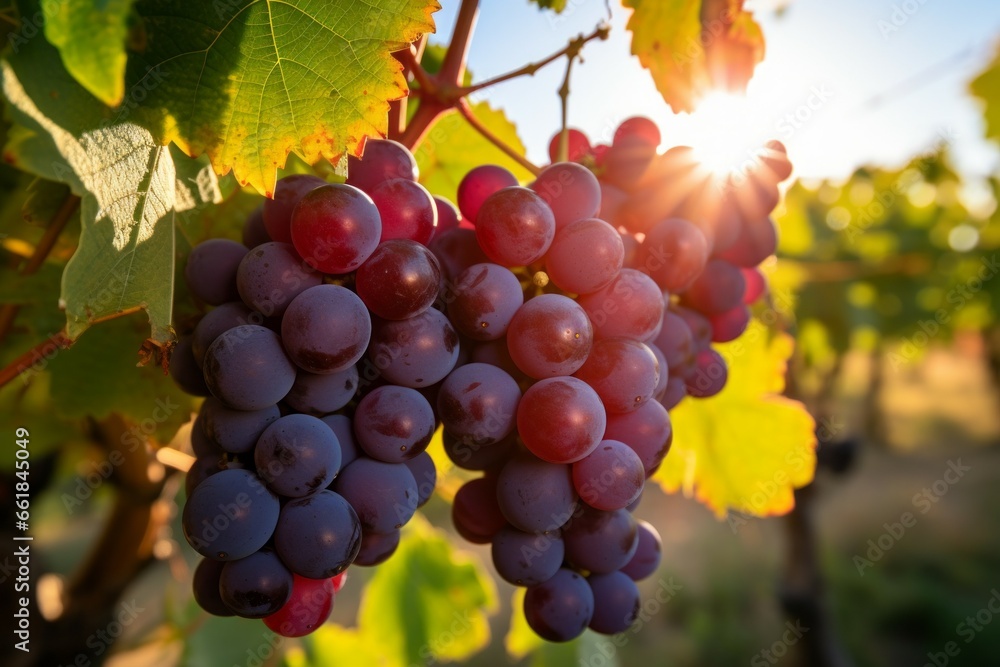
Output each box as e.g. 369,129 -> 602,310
622,0 -> 765,113
415,102 -> 534,203
653,321 -> 816,517
40,0 -> 133,106
125,0 -> 440,196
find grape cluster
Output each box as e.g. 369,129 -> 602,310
170,114 -> 790,641
172,141 -> 444,637
442,118 -> 790,641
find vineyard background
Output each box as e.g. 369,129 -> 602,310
1,0 -> 1000,666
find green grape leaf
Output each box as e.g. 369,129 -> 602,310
0,32 -> 220,344
970,43 -> 1000,143
357,514 -> 497,665
529,0 -> 569,12
415,102 -> 534,204
39,0 -> 134,106
125,0 -> 440,197
46,313 -> 196,441
622,0 -> 765,112
652,324 -> 817,517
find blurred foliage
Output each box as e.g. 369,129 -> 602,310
774,146 -> 999,369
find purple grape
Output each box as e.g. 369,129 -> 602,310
182,468 -> 280,560
587,571 -> 640,634
621,520 -> 662,580
284,365 -> 359,416
273,490 -> 361,578
530,162 -> 601,230
281,285 -> 372,374
496,455 -> 578,533
236,242 -> 322,317
563,506 -> 639,574
491,525 -> 564,586
201,397 -> 280,454
475,187 -> 556,267
320,415 -> 361,469
507,294 -> 593,379
571,440 -> 645,511
403,451 -> 436,507
369,178 -> 437,245
354,385 -> 435,463
544,218 -> 624,294
334,458 -> 419,533
573,338 -> 660,414
291,184 -> 384,275
437,363 -> 521,445
263,175 -> 326,243
453,476 -> 508,544
346,139 -> 418,192
603,400 -> 673,476
170,337 -> 209,396
577,268 -> 665,342
192,301 -> 257,365
192,558 -> 234,616
355,239 -> 441,320
185,239 -> 248,306
219,550 -> 292,618
354,529 -> 401,566
255,414 -> 343,497
523,569 -> 594,642
457,165 -> 518,223
447,263 -> 524,341
242,206 -> 271,248
367,308 -> 459,388
203,325 -> 296,410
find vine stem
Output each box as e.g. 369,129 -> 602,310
457,99 -> 542,176
0,330 -> 73,389
451,24 -> 609,99
0,194 -> 81,344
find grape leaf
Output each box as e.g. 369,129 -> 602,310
415,102 -> 534,203
46,313 -> 196,441
1,31 -> 221,344
970,43 -> 1000,143
125,0 -> 440,197
40,0 -> 134,106
652,322 -> 816,517
528,0 -> 568,12
622,0 -> 765,112
357,514 -> 497,664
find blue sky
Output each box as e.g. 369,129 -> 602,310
428,0 -> 1000,185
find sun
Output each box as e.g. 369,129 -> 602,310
685,91 -> 775,176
